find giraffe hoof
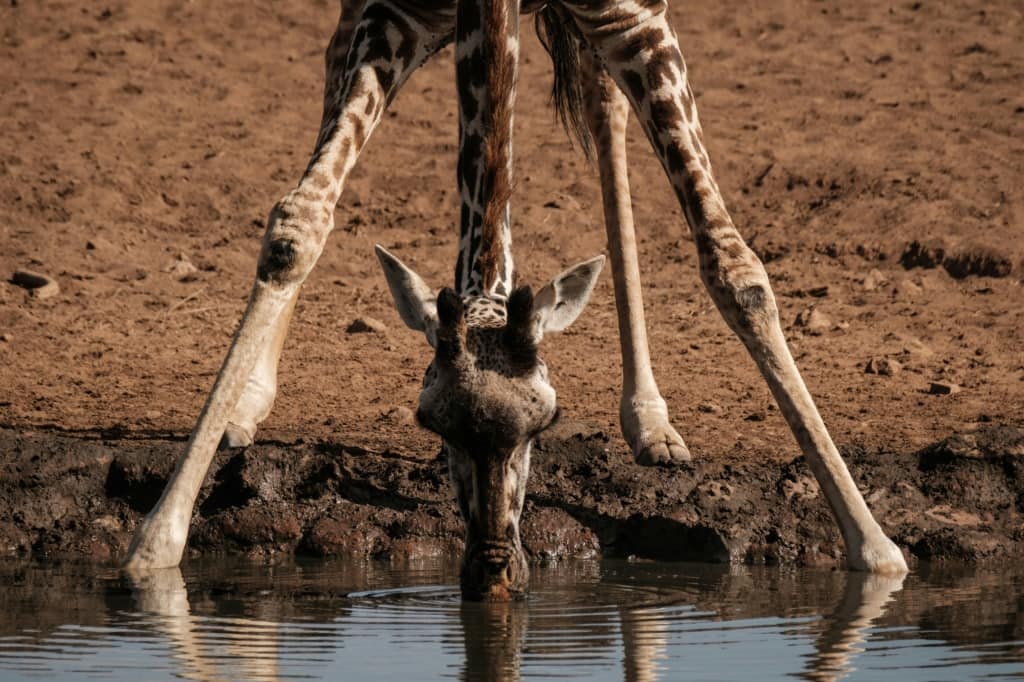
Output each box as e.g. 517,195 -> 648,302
219,423 -> 255,450
636,439 -> 692,466
848,535 -> 909,575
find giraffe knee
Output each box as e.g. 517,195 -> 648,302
700,251 -> 780,337
257,197 -> 331,285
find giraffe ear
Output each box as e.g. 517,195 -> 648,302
532,255 -> 605,342
374,245 -> 438,344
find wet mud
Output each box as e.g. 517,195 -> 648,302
1,423 -> 1021,568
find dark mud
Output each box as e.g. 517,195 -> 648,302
1,423 -> 1021,567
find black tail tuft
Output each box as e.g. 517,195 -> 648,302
535,6 -> 593,159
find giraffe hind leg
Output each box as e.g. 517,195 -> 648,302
564,0 -> 906,573
580,49 -> 690,465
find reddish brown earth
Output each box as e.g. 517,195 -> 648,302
0,1 -> 1022,565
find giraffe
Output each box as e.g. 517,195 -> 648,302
124,0 -> 909,594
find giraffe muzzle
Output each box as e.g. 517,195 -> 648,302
461,543 -> 527,602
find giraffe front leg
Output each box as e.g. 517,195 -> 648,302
221,0 -> 368,451
569,1 -> 906,573
125,0 -> 453,570
580,50 -> 689,465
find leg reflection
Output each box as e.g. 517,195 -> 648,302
620,606 -> 669,682
804,572 -> 906,681
126,567 -> 220,682
126,566 -> 282,682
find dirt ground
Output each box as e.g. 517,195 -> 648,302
0,1 -> 1022,563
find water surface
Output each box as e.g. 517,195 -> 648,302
0,558 -> 1021,681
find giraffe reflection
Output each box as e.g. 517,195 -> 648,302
125,566 -> 904,681
127,568 -> 284,682
803,573 -> 904,682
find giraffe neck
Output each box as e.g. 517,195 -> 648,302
454,0 -> 520,299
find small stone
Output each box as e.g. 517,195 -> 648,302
697,402 -> 723,415
85,236 -> 115,252
543,195 -> 582,211
894,278 -> 923,300
164,256 -> 198,280
862,268 -> 887,291
0,333 -> 10,342
928,381 -> 961,395
11,270 -> 60,299
794,307 -> 831,335
865,357 -> 902,376
380,406 -> 415,425
346,316 -> 387,334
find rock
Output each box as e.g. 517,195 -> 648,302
893,278 -> 923,300
862,268 -> 887,291
794,307 -> 831,335
11,270 -> 59,299
380,406 -> 415,425
928,381 -> 961,395
865,357 -> 902,376
0,333 -> 10,343
543,195 -> 582,211
346,316 -> 387,334
163,256 -> 198,280
85,236 -> 115,252
806,285 -> 829,298
698,402 -> 724,415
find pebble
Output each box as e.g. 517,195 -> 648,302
346,316 -> 387,334
164,256 -> 198,280
697,402 -> 724,415
865,357 -> 902,376
85,236 -> 115,252
794,307 -> 832,335
11,269 -> 60,299
380,406 -> 415,425
928,381 -> 961,395
893,278 -> 923,300
0,333 -> 10,342
862,268 -> 887,291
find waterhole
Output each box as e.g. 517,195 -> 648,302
0,558 -> 1020,680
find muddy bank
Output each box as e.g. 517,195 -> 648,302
1,423 -> 1021,567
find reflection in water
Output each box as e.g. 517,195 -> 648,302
459,601 -> 528,681
802,573 -> 904,682
0,559 -> 1021,681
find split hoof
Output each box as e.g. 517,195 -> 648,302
635,438 -> 692,466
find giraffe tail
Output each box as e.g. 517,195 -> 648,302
535,4 -> 593,158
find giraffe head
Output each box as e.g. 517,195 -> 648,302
376,245 -> 604,601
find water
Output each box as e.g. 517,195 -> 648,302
0,558 -> 1021,681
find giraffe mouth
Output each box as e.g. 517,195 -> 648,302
461,542 -> 527,602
